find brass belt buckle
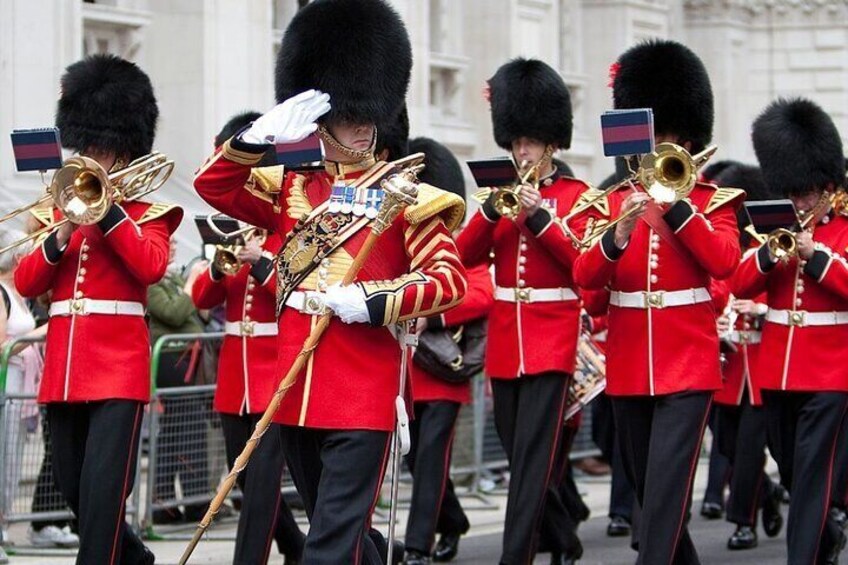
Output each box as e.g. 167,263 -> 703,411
645,291 -> 665,309
514,288 -> 531,303
304,293 -> 326,315
788,310 -> 805,327
70,299 -> 85,315
240,321 -> 256,336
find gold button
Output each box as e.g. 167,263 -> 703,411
75,290 -> 84,299
79,268 -> 87,275
77,276 -> 85,284
650,275 -> 658,284
81,254 -> 89,261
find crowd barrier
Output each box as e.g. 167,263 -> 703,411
0,332 -> 602,550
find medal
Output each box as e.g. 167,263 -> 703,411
328,184 -> 345,214
352,187 -> 367,217
364,189 -> 383,219
340,185 -> 356,214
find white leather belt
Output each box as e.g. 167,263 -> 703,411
224,321 -> 278,337
766,309 -> 848,327
610,287 -> 711,309
729,330 -> 762,345
494,286 -> 578,303
49,299 -> 144,317
285,291 -> 328,315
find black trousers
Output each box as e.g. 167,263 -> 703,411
405,401 -> 468,554
716,397 -> 771,527
32,407 -> 75,531
763,390 -> 848,564
220,414 -> 304,564
703,407 -> 730,508
612,391 -> 712,565
594,393 -> 636,521
279,426 -> 391,565
435,477 -> 470,537
47,400 -> 149,565
539,422 -> 586,557
491,372 -> 569,565
830,412 -> 848,511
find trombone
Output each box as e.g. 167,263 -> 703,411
206,214 -> 265,276
759,191 -> 836,262
562,143 -> 717,249
0,152 -> 174,255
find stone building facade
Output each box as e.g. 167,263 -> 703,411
1,0 -> 846,257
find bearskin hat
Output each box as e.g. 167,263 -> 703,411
613,40 -> 713,154
408,137 -> 465,200
488,58 -> 572,151
56,54 -> 158,160
215,111 -> 261,148
700,160 -> 740,184
376,106 -> 409,161
714,164 -> 769,202
275,0 -> 411,132
752,98 -> 845,197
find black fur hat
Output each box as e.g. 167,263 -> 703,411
752,98 -> 845,197
613,40 -> 713,154
408,137 -> 465,200
56,54 -> 158,160
275,0 -> 411,131
376,106 -> 409,161
488,58 -> 572,151
215,111 -> 261,148
700,160 -> 741,184
714,164 -> 770,202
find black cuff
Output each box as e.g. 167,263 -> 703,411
663,200 -> 695,233
97,204 -> 127,235
363,293 -> 387,327
43,231 -> 66,264
426,315 -> 445,331
481,195 -> 501,223
249,256 -> 274,284
600,229 -> 625,261
231,124 -> 274,155
803,249 -> 831,281
525,207 -> 553,236
757,244 -> 778,273
209,262 -> 226,281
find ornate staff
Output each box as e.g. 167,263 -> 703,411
179,164 -> 423,564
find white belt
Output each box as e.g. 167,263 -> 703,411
285,291 -> 329,315
49,298 -> 144,317
766,309 -> 848,327
610,287 -> 711,309
729,330 -> 762,345
224,321 -> 278,337
494,286 -> 578,303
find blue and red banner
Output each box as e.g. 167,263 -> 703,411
744,199 -> 799,234
467,157 -> 519,188
275,133 -> 323,168
600,109 -> 654,157
11,128 -> 63,171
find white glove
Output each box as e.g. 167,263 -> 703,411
325,283 -> 370,324
240,89 -> 331,145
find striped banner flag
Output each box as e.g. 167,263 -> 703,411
11,128 -> 63,171
467,157 -> 519,188
600,109 -> 655,157
275,133 -> 323,168
744,199 -> 799,234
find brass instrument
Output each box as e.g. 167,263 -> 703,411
764,191 -> 836,262
206,214 -> 265,276
562,143 -> 717,249
472,157 -> 546,219
0,152 -> 174,255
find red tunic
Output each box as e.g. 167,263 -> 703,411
192,233 -> 282,415
15,202 -> 182,403
194,139 -> 467,431
714,289 -> 767,407
573,183 -> 743,396
730,213 -> 848,392
456,174 -> 594,379
410,263 -> 494,404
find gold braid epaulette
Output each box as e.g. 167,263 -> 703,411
570,183 -> 611,217
704,185 -> 746,214
29,207 -> 55,228
138,203 -> 179,224
246,165 -> 285,212
404,183 -> 465,232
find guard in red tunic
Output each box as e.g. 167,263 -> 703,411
14,55 -> 182,565
193,1 -> 466,562
730,98 -> 848,565
192,112 -> 304,565
403,137 -> 493,565
711,164 -> 783,551
456,58 -> 594,565
572,41 -> 743,564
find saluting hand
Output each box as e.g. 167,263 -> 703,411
613,192 -> 650,249
241,90 -> 332,145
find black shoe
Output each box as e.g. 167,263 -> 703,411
151,508 -> 184,525
825,508 -> 848,565
607,515 -> 631,537
404,549 -> 431,565
701,501 -> 723,520
762,486 -> 784,538
728,526 -> 758,550
432,533 -> 460,562
141,547 -> 156,565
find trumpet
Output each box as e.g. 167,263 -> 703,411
563,143 -> 717,249
0,152 -> 174,255
206,214 -> 265,276
761,190 -> 839,262
472,157 -> 546,219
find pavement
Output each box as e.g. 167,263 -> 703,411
4,457 -> 791,564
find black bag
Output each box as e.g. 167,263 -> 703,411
413,319 -> 487,383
